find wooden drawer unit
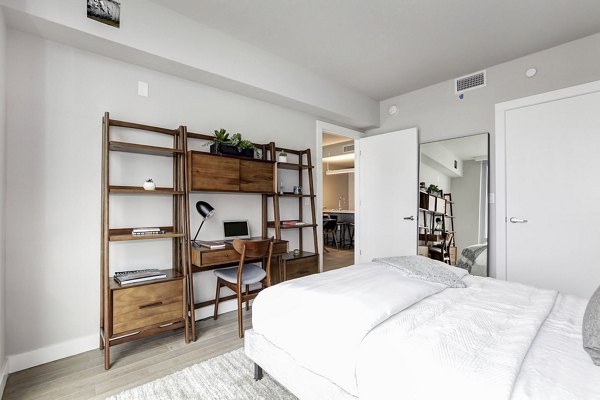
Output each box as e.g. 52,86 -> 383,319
112,279 -> 184,336
240,159 -> 275,193
189,152 -> 239,191
284,254 -> 318,281
188,151 -> 275,193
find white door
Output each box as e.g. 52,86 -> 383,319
505,91 -> 600,297
358,128 -> 418,263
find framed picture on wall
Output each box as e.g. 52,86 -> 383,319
87,0 -> 121,28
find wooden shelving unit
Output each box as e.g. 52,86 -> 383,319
263,146 -> 319,283
100,113 -> 192,369
418,191 -> 457,264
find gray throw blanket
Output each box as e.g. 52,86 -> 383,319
456,244 -> 487,273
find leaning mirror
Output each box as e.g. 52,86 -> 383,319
418,133 -> 489,276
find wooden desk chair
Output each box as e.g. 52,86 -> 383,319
429,233 -> 454,264
213,238 -> 274,338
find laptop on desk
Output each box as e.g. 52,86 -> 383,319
223,220 -> 251,244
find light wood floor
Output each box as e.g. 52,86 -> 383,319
323,247 -> 354,272
3,311 -> 251,400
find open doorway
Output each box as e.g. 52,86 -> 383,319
321,131 -> 356,271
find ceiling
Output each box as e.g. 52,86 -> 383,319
149,0 -> 600,100
323,131 -> 353,146
424,133 -> 489,161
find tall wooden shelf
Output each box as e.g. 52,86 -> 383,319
418,191 -> 457,264
263,146 -> 319,283
100,113 -> 192,369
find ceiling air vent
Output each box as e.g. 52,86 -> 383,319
343,144 -> 355,153
455,70 -> 486,94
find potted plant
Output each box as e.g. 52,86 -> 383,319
278,150 -> 288,163
206,129 -> 255,158
427,184 -> 441,197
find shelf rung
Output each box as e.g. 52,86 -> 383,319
109,119 -> 177,136
109,186 -> 184,195
109,141 -> 183,157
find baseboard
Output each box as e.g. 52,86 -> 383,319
0,357 -> 8,399
7,334 -> 97,373
195,297 -> 245,320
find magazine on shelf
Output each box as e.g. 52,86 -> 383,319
114,269 -> 167,285
281,220 -> 307,226
197,241 -> 227,249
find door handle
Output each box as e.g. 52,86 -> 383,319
403,216 -> 415,221
509,217 -> 528,223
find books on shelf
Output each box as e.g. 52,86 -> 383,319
197,241 -> 226,249
131,227 -> 165,236
281,220 -> 307,226
114,269 -> 167,285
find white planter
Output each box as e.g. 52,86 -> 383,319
143,181 -> 156,190
278,155 -> 287,163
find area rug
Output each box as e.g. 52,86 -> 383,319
107,348 -> 296,400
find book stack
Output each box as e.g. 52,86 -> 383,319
131,227 -> 165,236
114,268 -> 167,285
281,220 -> 307,226
197,241 -> 226,249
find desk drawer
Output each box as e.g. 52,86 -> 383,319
284,255 -> 318,281
201,249 -> 239,266
112,280 -> 183,335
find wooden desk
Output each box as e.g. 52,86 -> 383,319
190,238 -> 289,310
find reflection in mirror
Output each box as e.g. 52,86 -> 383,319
418,133 -> 489,276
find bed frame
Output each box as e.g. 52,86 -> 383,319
245,329 -> 356,400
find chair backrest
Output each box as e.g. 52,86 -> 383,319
232,238 -> 275,286
323,219 -> 337,231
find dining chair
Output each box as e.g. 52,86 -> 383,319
213,238 -> 274,338
323,219 -> 339,251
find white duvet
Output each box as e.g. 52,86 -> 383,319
357,275 -> 557,400
252,262 -> 446,396
251,263 -> 600,400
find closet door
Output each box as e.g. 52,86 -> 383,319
505,90 -> 600,297
358,128 -> 418,263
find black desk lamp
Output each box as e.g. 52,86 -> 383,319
192,201 -> 215,243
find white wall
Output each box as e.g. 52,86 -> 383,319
370,32 -> 600,277
419,163 -> 451,194
451,161 -> 482,257
0,0 -> 378,129
5,30 -> 318,372
0,5 -> 7,393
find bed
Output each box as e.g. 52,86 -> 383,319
244,256 -> 600,400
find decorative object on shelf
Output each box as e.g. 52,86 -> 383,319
192,201 -> 215,243
293,248 -> 301,256
420,182 -> 426,191
206,129 -> 255,158
293,186 -> 302,195
427,184 -> 442,197
143,178 -> 156,191
278,150 -> 288,163
87,0 -> 120,28
279,181 -> 284,195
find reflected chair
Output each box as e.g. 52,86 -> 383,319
429,233 -> 454,264
213,238 -> 274,338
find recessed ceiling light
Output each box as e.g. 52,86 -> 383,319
388,105 -> 399,116
526,68 -> 537,78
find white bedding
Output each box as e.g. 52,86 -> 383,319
513,293 -> 600,400
252,262 -> 446,395
357,275 -> 557,400
250,263 -> 599,400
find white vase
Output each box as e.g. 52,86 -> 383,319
143,181 -> 156,190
